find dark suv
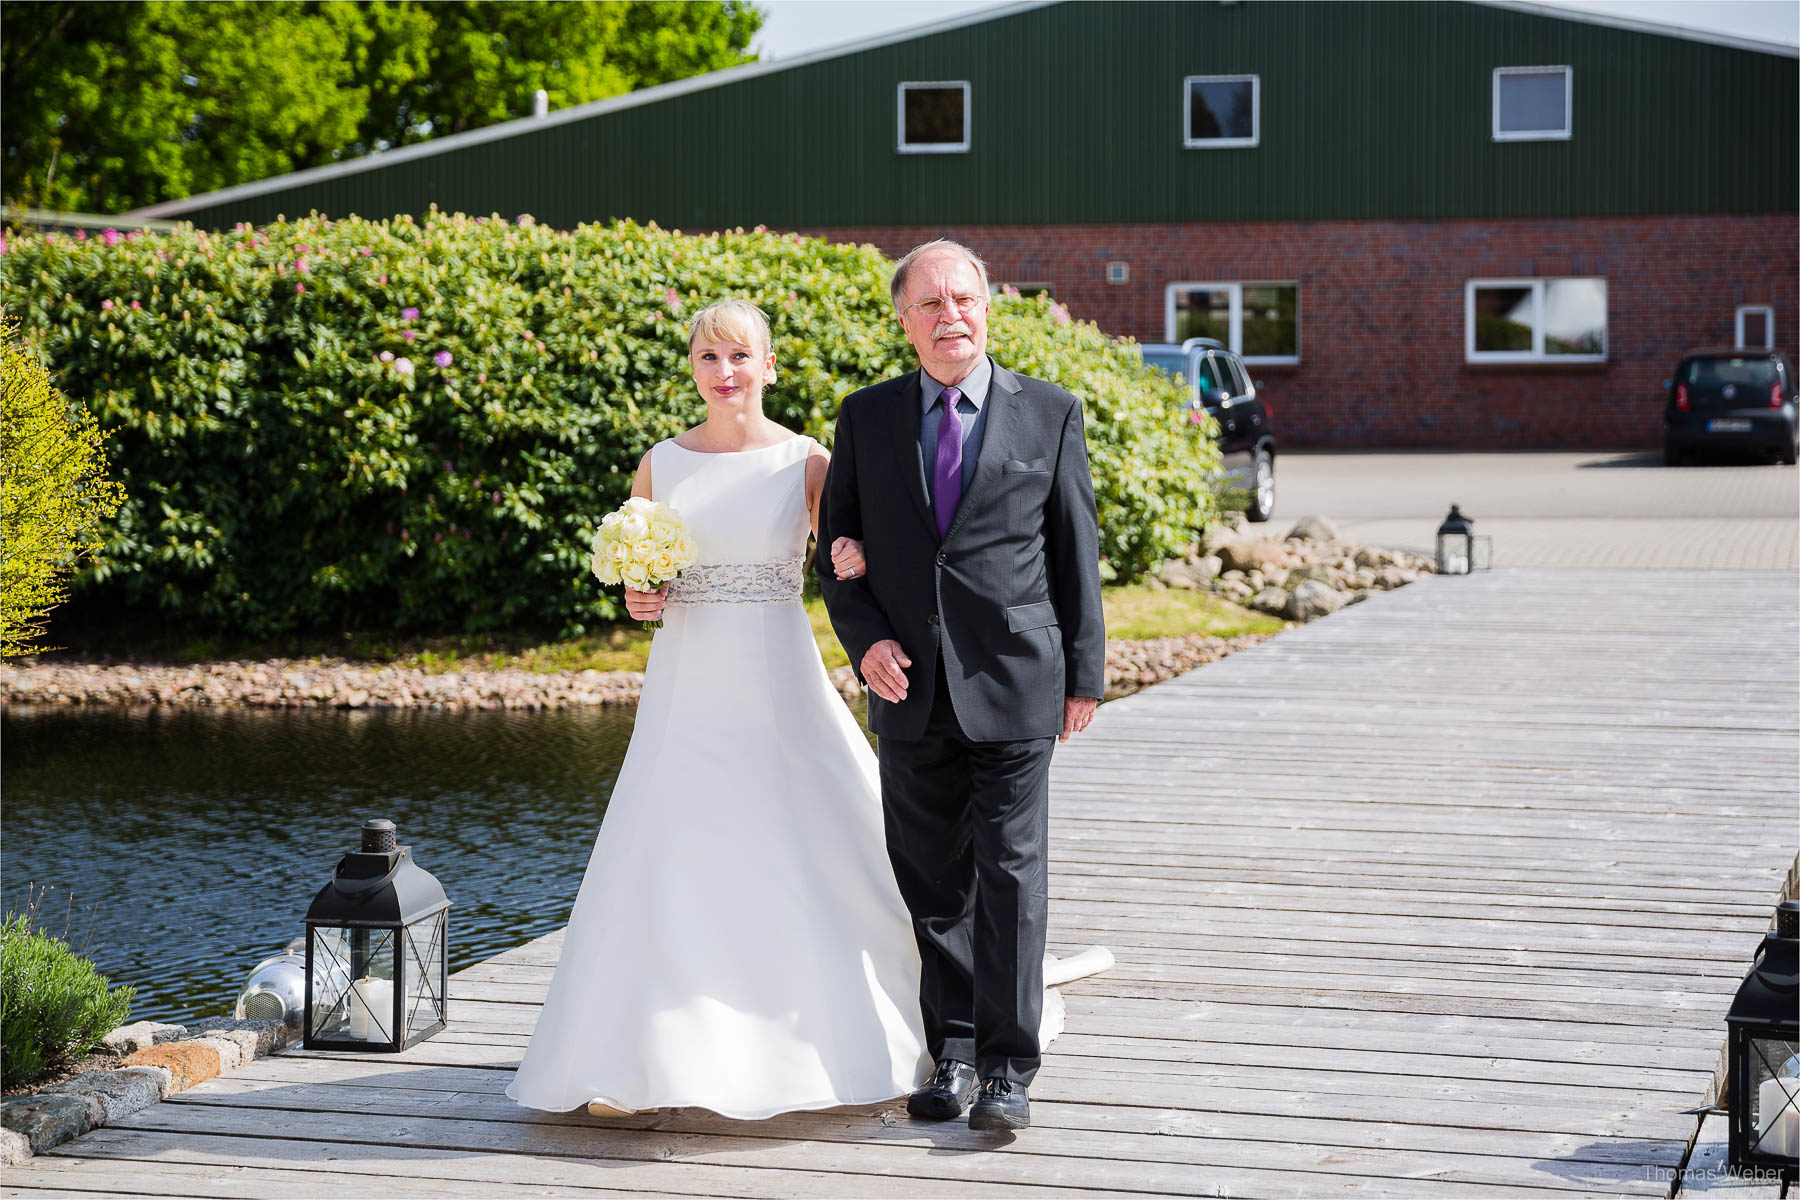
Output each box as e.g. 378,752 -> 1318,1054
1141,338 -> 1277,520
1663,349 -> 1795,465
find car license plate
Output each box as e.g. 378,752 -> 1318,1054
1708,418 -> 1752,432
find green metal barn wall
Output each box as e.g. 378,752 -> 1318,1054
171,1 -> 1797,230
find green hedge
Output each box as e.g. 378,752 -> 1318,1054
1,213 -> 1220,637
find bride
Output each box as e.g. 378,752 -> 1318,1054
507,299 -> 1066,1119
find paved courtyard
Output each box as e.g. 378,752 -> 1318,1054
1273,452 -> 1799,569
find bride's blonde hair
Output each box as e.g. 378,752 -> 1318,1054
688,299 -> 771,355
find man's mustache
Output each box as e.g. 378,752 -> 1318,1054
934,324 -> 972,340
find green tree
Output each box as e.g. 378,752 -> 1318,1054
2,1 -> 763,215
0,320 -> 125,657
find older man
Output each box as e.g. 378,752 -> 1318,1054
816,239 -> 1105,1131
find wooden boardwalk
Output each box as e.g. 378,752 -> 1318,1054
6,568 -> 1796,1199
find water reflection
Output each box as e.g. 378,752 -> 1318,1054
3,705 -> 649,1025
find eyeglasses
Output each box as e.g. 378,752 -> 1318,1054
903,293 -> 986,321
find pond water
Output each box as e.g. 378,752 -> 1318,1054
4,702 -> 870,1026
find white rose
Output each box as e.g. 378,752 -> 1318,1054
630,541 -> 654,563
610,541 -> 630,563
649,550 -> 677,578
621,561 -> 651,589
650,520 -> 679,547
622,496 -> 657,516
619,515 -> 649,542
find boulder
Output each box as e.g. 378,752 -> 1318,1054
1249,586 -> 1290,616
1286,579 -> 1348,621
1155,560 -> 1203,590
1286,515 -> 1339,542
1284,564 -> 1334,587
1217,538 -> 1287,575
1195,555 -> 1223,580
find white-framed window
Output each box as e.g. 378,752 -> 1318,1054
1737,305 -> 1775,349
897,81 -> 970,153
1184,75 -> 1259,149
1493,66 -> 1571,141
1166,282 -> 1298,363
1465,278 -> 1607,363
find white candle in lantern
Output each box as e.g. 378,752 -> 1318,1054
351,977 -> 394,1043
1757,1076 -> 1799,1157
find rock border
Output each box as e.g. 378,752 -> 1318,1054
0,1016 -> 295,1166
0,518 -> 1426,713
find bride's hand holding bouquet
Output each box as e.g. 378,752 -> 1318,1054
590,497 -> 697,626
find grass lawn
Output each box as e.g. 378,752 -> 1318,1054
376,586 -> 1278,675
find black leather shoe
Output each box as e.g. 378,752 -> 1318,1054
967,1076 -> 1030,1131
907,1059 -> 979,1120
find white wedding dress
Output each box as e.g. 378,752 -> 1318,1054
508,435 -> 1068,1119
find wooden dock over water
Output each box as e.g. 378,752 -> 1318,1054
6,569 -> 1796,1198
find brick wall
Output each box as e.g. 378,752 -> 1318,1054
796,215 -> 1796,450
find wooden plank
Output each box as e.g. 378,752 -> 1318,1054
156,1076 -> 1674,1195
1678,1110 -> 1790,1196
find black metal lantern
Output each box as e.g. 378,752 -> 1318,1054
304,819 -> 450,1052
1725,899 -> 1799,1180
1435,504 -> 1492,575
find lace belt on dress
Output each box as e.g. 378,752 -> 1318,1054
664,559 -> 806,605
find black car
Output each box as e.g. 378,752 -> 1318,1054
1141,338 -> 1277,520
1663,349 -> 1796,465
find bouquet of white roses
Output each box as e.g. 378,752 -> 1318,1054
590,498 -> 697,604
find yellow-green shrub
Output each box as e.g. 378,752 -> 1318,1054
1,214 -> 1219,636
0,320 -> 125,656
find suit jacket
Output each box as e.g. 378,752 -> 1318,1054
817,359 -> 1106,742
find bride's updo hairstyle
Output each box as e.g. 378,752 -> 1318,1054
688,299 -> 772,356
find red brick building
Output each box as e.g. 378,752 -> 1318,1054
138,2 -> 1798,449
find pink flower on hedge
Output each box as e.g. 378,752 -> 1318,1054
75,230 -> 87,240
402,329 -> 416,341
1188,410 -> 1206,426
295,257 -> 310,273
379,350 -> 395,362
400,529 -> 410,541
295,283 -> 306,294
297,244 -> 309,255
491,491 -> 501,503
521,330 -> 534,341
402,307 -> 419,321
377,274 -> 388,284
102,229 -> 120,246
434,350 -> 452,368
0,234 -> 9,254
359,247 -> 372,256
434,533 -> 443,543
394,357 -> 414,377
477,372 -> 487,384
664,287 -> 680,311
1049,302 -> 1071,326
100,299 -> 114,311
130,300 -> 141,310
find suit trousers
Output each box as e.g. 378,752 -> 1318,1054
877,655 -> 1055,1086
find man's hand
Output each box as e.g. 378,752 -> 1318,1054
860,639 -> 912,703
624,586 -> 667,622
1061,696 -> 1098,742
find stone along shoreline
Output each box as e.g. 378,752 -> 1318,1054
0,519 -> 1431,710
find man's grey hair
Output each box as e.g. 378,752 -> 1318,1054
889,239 -> 991,312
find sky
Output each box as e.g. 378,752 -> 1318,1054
751,0 -> 1800,59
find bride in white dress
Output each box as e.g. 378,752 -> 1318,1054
507,299 -> 1068,1119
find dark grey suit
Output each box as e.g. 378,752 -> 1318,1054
817,358 -> 1105,1085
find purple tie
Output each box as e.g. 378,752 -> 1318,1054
932,387 -> 963,538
